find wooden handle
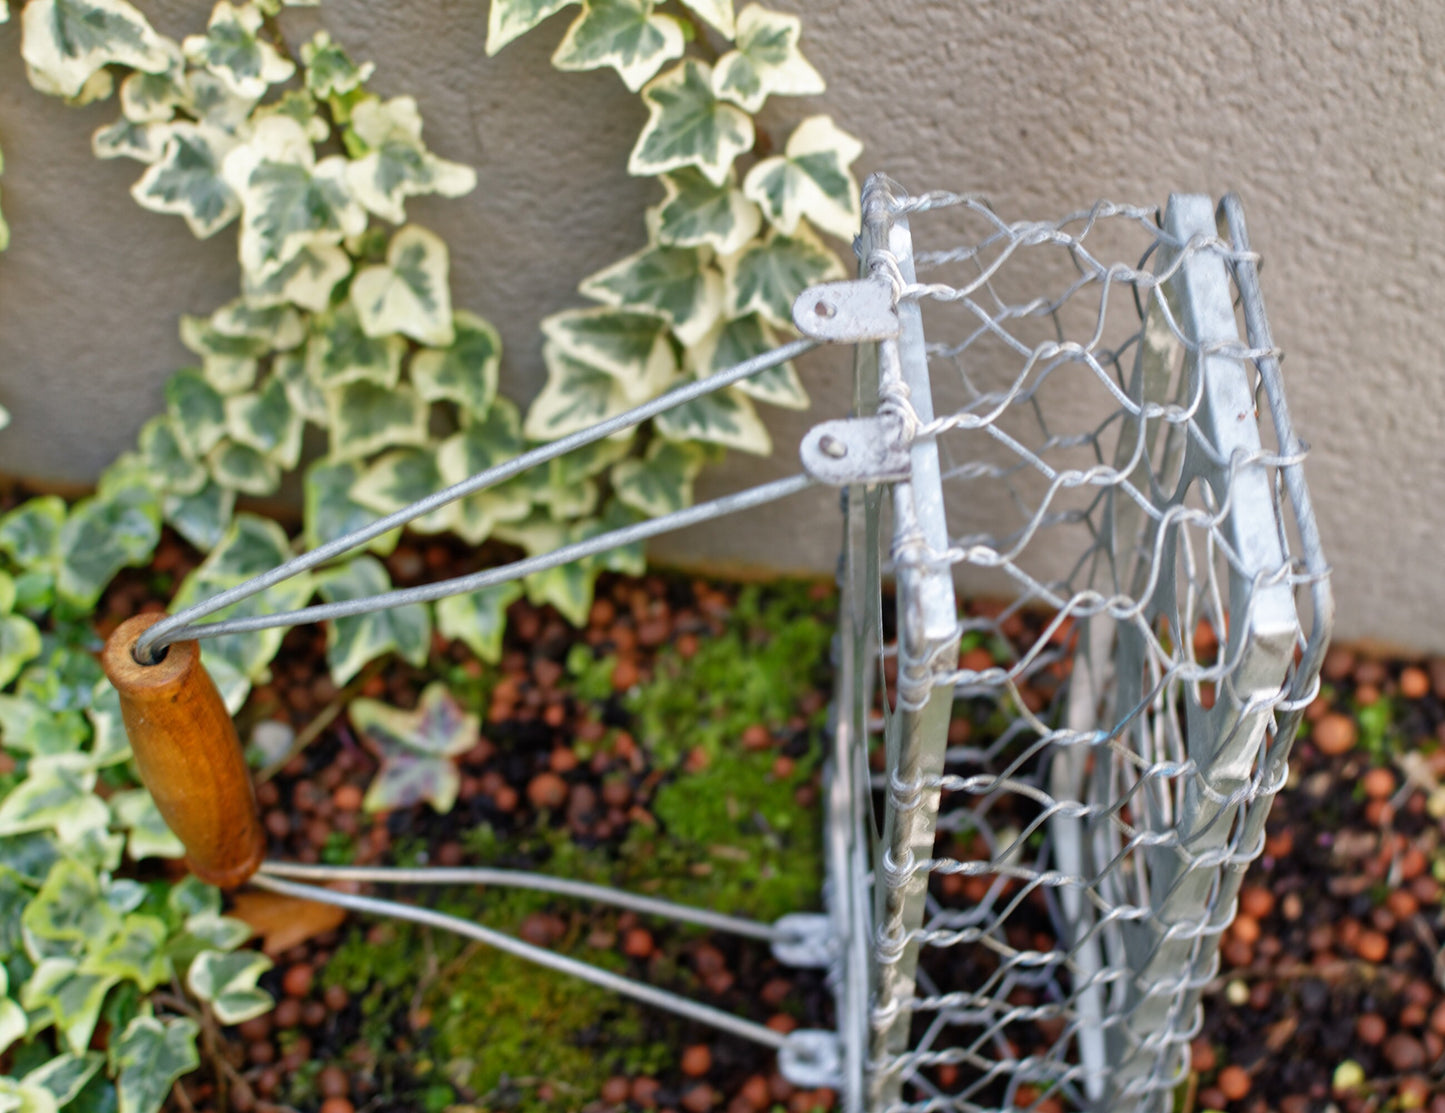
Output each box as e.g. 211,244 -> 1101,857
101,614 -> 266,889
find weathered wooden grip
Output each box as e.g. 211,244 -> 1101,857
101,614 -> 266,889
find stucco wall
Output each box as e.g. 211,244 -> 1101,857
0,1 -> 1440,648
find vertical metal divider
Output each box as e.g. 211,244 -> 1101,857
857,177 -> 961,1109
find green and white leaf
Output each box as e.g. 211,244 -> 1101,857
612,439 -> 707,517
187,950 -> 273,1024
350,448 -> 453,533
0,496 -> 64,570
223,116 -> 366,281
251,88 -> 330,144
225,378 -> 304,468
410,310 -> 501,416
0,615 -> 42,691
119,56 -> 187,123
164,369 -> 227,458
690,311 -> 806,408
579,243 -> 723,347
316,556 -> 430,685
435,582 -> 521,665
306,303 -> 406,389
524,344 -> 633,442
179,314 -> 268,392
303,458 -> 400,555
84,914 -> 169,990
552,0 -> 684,92
0,971 -> 24,1058
164,481 -> 235,553
20,0 -> 172,100
182,1 -> 294,101
273,350 -> 326,424
137,416 -> 207,496
711,2 -> 824,113
22,1052 -> 104,1108
184,513 -> 292,584
301,30 -> 374,98
92,117 -> 168,163
21,960 -> 116,1056
206,440 -> 280,496
345,97 -> 477,224
130,123 -> 242,239
349,224 -> 455,346
208,297 -> 305,350
56,486 -> 161,609
541,307 -> 677,403
742,115 -> 861,239
486,0 -> 579,55
85,679 -> 130,768
650,167 -> 761,255
0,697 -> 89,757
240,242 -> 351,312
325,381 -> 429,461
22,858 -> 118,945
721,224 -> 844,326
109,790 -> 184,862
629,60 -> 754,186
0,759 -> 109,843
655,383 -> 771,454
434,403 -> 533,545
111,1015 -> 199,1113
677,0 -> 734,34
352,681 -> 478,813
186,67 -> 261,135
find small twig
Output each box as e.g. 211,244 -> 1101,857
1179,1067 -> 1198,1113
170,1080 -> 197,1113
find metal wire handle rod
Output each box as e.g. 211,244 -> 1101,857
250,873 -> 793,1051
133,337 -> 820,663
153,472 -> 817,645
259,861 -> 794,944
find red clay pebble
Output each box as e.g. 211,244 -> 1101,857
611,657 -> 641,691
237,1016 -> 271,1041
766,1014 -> 799,1034
1400,666 -> 1431,699
247,1041 -> 276,1066
1313,712 -> 1357,755
760,978 -> 793,1007
1189,1038 -> 1216,1073
1238,886 -> 1274,920
739,1076 -> 770,1109
741,724 -> 772,751
526,771 -> 568,810
323,985 -> 349,1011
1197,1088 -> 1227,1111
332,783 -> 363,811
1363,766 -> 1397,799
302,1000 -> 327,1028
272,998 -> 302,1029
1217,1065 -> 1251,1102
622,928 -> 655,959
681,1044 -> 712,1077
519,912 -> 566,947
1356,1013 -> 1388,1045
317,1067 -> 349,1099
1385,1033 -> 1427,1071
631,1077 -> 661,1107
1355,930 -> 1390,963
601,1077 -> 630,1104
681,1084 -> 717,1113
318,1101 -> 354,1113
281,964 -> 314,999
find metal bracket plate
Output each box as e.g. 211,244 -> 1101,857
792,278 -> 899,342
800,415 -> 911,486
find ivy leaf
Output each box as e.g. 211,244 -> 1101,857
20,0 -> 172,100
84,914 -> 169,991
655,384 -> 771,454
579,243 -> 723,347
223,116 -> 366,282
186,950 -> 273,1024
743,115 -> 862,240
325,380 -> 429,461
181,1 -> 295,101
272,350 -> 327,424
677,0 -> 734,35
0,497 -> 65,571
56,486 -> 161,609
410,310 -> 501,416
0,615 -> 43,690
612,439 -> 707,518
301,30 -> 374,98
651,167 -> 761,256
118,56 -> 187,123
206,440 -> 280,496
179,314 -> 267,393
712,3 -> 824,113
0,697 -> 89,757
225,378 -> 304,469
241,242 -> 351,312
92,116 -> 168,163
349,225 -> 455,347
306,303 -> 405,390
109,791 -> 185,862
721,224 -> 845,327
344,97 -> 476,225
110,1015 -> 200,1113
629,59 -> 753,186
552,0 -> 684,93
138,416 -> 208,496
186,68 -> 261,135
302,458 -> 400,555
163,481 -> 235,552
691,312 -> 807,408
130,123 -> 242,239
164,369 -> 227,458
86,679 -> 130,768
22,858 -> 119,945
523,560 -> 597,627
22,1052 -> 105,1108
541,308 -> 677,403
350,448 -> 453,534
434,403 -> 533,545
352,682 -> 478,815
252,88 -> 330,144
523,345 -> 633,442
21,960 -> 117,1057
316,557 -> 430,685
208,297 -> 305,350
486,0 -> 579,55
435,582 -> 521,665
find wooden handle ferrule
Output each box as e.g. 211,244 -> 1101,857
101,614 -> 266,889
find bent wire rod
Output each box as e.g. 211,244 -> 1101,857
250,873 -> 789,1051
135,337 -> 820,662
155,472 -> 817,645
260,861 -> 790,943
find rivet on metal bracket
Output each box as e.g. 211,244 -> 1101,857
792,277 -> 899,342
771,912 -> 835,969
778,1030 -> 844,1090
799,415 -> 910,486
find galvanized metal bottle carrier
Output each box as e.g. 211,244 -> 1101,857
144,175 -> 1331,1113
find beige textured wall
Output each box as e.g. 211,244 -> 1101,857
0,1 -> 1439,648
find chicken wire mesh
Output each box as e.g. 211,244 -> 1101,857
823,176 -> 1332,1113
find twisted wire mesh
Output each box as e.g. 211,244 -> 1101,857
840,177 -> 1331,1113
